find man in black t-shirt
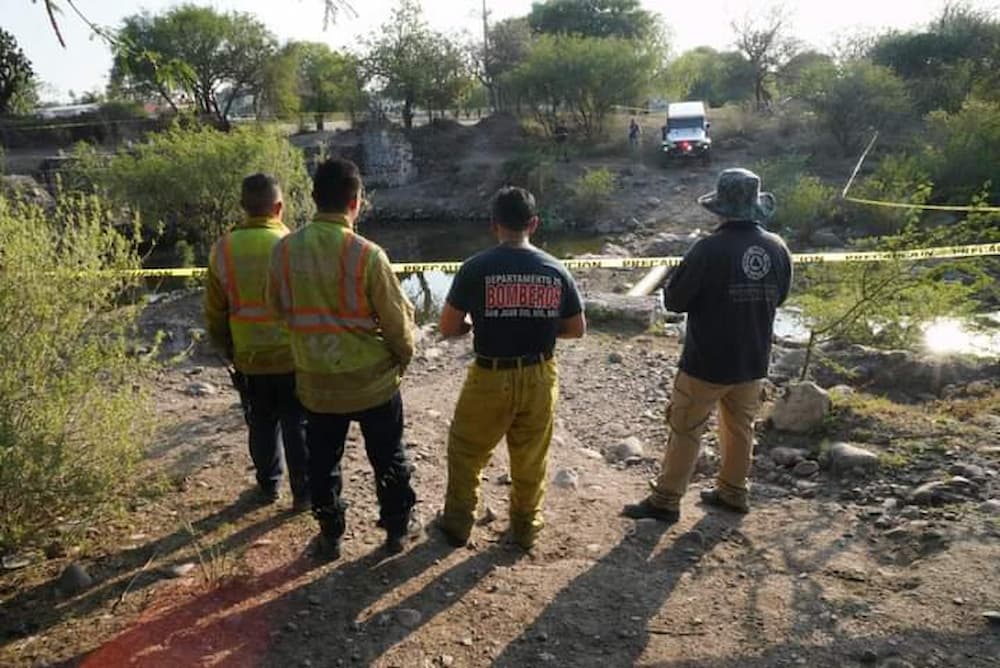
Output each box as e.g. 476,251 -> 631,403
624,168 -> 792,523
438,187 -> 586,550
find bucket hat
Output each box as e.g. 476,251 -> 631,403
697,168 -> 776,222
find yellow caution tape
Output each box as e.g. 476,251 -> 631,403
843,196 -> 1000,213
117,242 -> 1000,278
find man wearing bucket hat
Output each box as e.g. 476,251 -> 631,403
623,168 -> 792,522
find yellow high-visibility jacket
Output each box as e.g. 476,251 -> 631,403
266,214 -> 415,413
204,217 -> 294,374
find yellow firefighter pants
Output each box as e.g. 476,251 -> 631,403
649,370 -> 762,511
442,359 -> 559,549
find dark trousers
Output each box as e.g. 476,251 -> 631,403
306,392 -> 416,538
243,372 -> 309,498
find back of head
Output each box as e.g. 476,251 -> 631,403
313,158 -> 362,213
241,173 -> 282,217
491,186 -> 536,232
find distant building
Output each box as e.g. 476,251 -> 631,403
34,103 -> 101,119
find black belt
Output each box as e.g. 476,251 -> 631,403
475,351 -> 554,370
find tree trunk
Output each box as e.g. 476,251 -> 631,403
315,113 -> 325,132
403,96 -> 414,129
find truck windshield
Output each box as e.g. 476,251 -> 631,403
668,117 -> 704,130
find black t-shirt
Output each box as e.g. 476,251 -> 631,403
663,220 -> 792,384
446,244 -> 583,358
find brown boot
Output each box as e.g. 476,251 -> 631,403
699,487 -> 749,514
622,498 -> 680,523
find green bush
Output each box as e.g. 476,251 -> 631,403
500,151 -> 557,198
850,154 -> 933,236
755,156 -> 838,243
0,194 -> 153,550
66,123 -> 314,261
570,167 -> 615,212
925,98 -> 1000,203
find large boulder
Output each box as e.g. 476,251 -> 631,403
1,174 -> 55,210
584,292 -> 663,329
769,382 -> 831,433
828,442 -> 880,476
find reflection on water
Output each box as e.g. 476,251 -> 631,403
774,307 -> 1000,357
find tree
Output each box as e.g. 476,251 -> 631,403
364,0 -> 433,129
508,34 -> 658,137
365,0 -> 470,128
925,98 -> 1000,202
111,5 -> 278,126
871,2 -> 1000,113
294,43 -> 367,128
258,43 -> 302,119
0,28 -> 37,115
528,0 -> 658,40
731,7 -> 799,110
798,60 -> 910,154
664,47 -> 754,107
476,16 -> 533,112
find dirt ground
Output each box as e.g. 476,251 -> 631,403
1,289 -> 998,668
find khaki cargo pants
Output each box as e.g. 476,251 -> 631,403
442,359 -> 559,549
648,370 -> 762,511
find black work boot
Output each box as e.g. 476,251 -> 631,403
621,498 -> 680,523
384,515 -> 423,555
312,507 -> 345,561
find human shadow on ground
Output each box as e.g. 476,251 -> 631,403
69,533 -> 514,667
492,514 -> 731,667
0,490 -> 290,645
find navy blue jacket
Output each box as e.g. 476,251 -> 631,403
663,220 -> 792,384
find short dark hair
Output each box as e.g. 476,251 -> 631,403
240,173 -> 282,216
491,187 -> 537,231
312,158 -> 362,213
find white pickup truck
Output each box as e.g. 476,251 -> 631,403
661,101 -> 711,164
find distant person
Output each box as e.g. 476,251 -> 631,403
628,117 -> 641,148
266,158 -> 418,559
553,123 -> 569,162
204,173 -> 309,510
623,168 -> 792,523
438,187 -> 586,550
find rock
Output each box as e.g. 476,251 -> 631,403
396,608 -> 423,628
477,505 -> 497,525
423,347 -> 444,360
983,610 -> 1000,625
168,562 -> 197,578
645,196 -> 662,208
553,469 -> 579,490
496,472 -> 512,485
911,477 -> 978,505
811,229 -> 845,248
860,649 -> 878,664
45,542 -> 68,559
583,293 -> 663,328
949,463 -> 986,480
607,436 -> 644,463
185,381 -> 218,397
599,242 -> 630,257
769,447 -> 807,467
769,382 -> 831,433
2,554 -> 31,570
57,563 -> 93,595
979,499 -> 1000,515
792,460 -> 820,478
1,175 -> 56,210
439,655 -> 455,667
827,384 -> 855,398
828,442 -> 879,475
641,232 -> 700,257
695,446 -> 719,474
460,637 -> 473,647
965,380 -> 994,397
607,352 -> 624,364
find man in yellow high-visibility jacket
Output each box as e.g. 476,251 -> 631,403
205,173 -> 309,509
266,158 -> 417,559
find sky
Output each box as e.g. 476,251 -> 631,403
3,0 -> 996,102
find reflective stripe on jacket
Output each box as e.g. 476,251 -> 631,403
266,214 -> 415,413
204,217 -> 294,374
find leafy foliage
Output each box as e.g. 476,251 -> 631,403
0,27 -> 37,115
569,167 -> 615,223
66,124 -> 313,259
731,7 -> 800,110
0,194 -> 152,549
507,34 -> 659,137
663,47 -> 754,107
798,60 -> 911,154
293,43 -> 366,123
111,5 -> 278,126
528,0 -> 659,40
477,17 -> 533,112
924,98 -> 1000,203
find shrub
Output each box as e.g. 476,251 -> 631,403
755,155 -> 838,243
66,123 -> 314,261
924,98 -> 1000,203
849,154 -> 933,236
500,151 -> 557,198
0,193 -> 153,550
569,167 -> 615,224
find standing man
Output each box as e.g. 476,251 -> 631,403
205,173 -> 309,510
439,187 -> 586,550
266,158 -> 417,558
628,117 -> 641,150
623,168 -> 791,522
